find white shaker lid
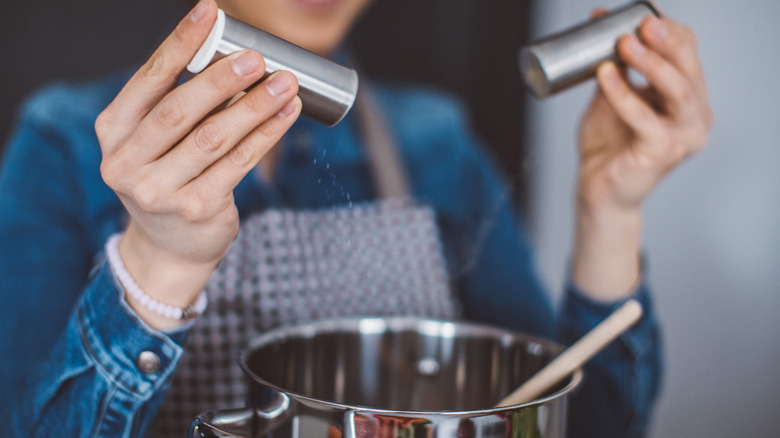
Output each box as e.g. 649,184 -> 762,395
187,8 -> 226,73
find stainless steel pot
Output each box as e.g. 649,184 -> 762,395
189,317 -> 582,438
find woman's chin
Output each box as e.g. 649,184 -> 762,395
289,0 -> 344,15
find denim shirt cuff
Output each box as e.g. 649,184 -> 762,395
78,260 -> 188,398
559,264 -> 657,362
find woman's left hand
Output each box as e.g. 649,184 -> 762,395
572,12 -> 713,300
578,13 -> 713,214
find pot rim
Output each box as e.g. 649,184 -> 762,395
238,316 -> 583,416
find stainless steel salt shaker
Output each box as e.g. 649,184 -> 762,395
519,1 -> 659,98
188,9 -> 359,126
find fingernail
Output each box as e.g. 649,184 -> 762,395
266,73 -> 292,97
647,17 -> 667,40
278,99 -> 299,118
599,63 -> 621,88
189,0 -> 208,22
626,37 -> 647,57
232,52 -> 260,77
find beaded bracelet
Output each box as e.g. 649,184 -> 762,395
106,233 -> 207,321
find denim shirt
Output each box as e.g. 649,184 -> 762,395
0,72 -> 662,437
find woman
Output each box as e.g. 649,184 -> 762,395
0,0 -> 712,436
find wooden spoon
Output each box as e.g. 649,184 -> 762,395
495,299 -> 643,407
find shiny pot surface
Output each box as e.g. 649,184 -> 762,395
190,317 -> 582,438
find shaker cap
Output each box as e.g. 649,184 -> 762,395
187,8 -> 226,73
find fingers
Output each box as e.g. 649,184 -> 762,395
178,96 -> 302,218
590,7 -> 609,19
637,16 -> 712,123
614,14 -> 713,150
595,11 -> 713,170
157,70 -> 300,189
595,62 -> 664,152
640,16 -> 706,93
617,34 -> 696,122
125,50 -> 267,165
96,0 -> 219,147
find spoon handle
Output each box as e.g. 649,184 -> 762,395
496,299 -> 643,407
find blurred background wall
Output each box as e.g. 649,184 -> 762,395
0,0 -> 184,153
1,0 -> 778,436
527,1 -> 780,436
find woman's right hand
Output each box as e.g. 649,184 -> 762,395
96,0 -> 301,329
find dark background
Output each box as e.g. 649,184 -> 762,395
0,0 -> 534,208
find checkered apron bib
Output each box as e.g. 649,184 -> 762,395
148,89 -> 462,436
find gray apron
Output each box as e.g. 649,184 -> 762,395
150,89 -> 462,436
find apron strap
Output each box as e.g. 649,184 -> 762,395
354,86 -> 412,200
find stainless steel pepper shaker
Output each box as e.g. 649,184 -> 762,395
187,9 -> 359,126
519,1 -> 659,98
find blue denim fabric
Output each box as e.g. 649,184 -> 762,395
0,73 -> 662,437
561,281 -> 662,438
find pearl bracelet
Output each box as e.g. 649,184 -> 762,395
106,233 -> 207,321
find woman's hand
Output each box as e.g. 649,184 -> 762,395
573,12 -> 713,300
96,0 -> 302,328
